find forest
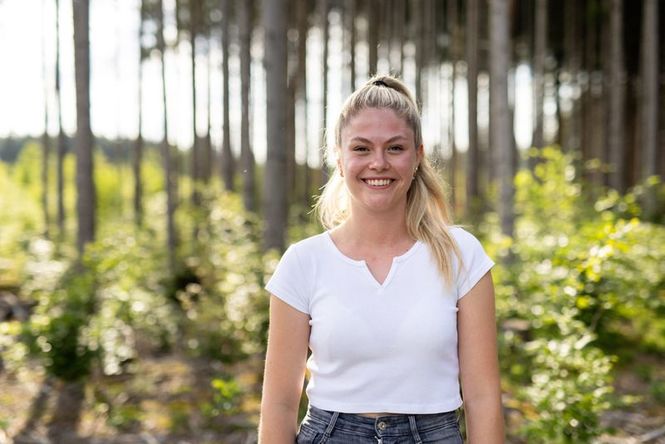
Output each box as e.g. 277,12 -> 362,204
0,0 -> 664,443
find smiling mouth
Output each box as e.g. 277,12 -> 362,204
363,178 -> 394,187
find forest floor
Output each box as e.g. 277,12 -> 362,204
0,352 -> 664,443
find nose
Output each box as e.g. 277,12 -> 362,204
369,151 -> 389,171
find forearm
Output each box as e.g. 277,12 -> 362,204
463,395 -> 505,444
258,402 -> 299,444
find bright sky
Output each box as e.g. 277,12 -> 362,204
0,0 -> 536,164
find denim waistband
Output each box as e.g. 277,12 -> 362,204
303,404 -> 459,438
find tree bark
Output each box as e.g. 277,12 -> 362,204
367,0 -> 378,76
73,0 -> 95,255
239,0 -> 255,212
347,0 -> 356,91
55,0 -> 66,237
466,0 -> 480,214
157,0 -> 177,272
608,0 -> 626,192
134,0 -> 146,227
320,0 -> 329,185
489,0 -> 514,238
640,0 -> 658,216
41,13 -> 50,238
296,0 -> 310,206
190,0 -> 201,207
531,0 -> 546,153
221,0 -> 235,191
262,0 -> 289,250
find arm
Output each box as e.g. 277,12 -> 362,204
258,294 -> 311,443
458,271 -> 505,443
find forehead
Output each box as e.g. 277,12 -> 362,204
341,108 -> 414,143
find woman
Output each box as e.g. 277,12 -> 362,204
259,75 -> 504,443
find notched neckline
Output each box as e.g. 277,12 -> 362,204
323,231 -> 422,288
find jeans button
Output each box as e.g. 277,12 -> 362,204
378,421 -> 387,430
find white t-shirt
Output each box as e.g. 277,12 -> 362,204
265,226 -> 495,414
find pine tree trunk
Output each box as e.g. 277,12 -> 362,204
158,0 -> 177,272
134,0 -> 145,227
55,0 -> 66,238
263,0 -> 289,250
367,0 -> 378,76
320,0 -> 329,185
239,0 -> 255,212
190,1 -> 200,206
221,0 -> 235,191
296,0 -> 310,206
640,0 -> 658,216
531,0 -> 546,154
41,17 -> 50,239
466,0 -> 480,214
347,0 -> 356,91
608,0 -> 626,192
73,0 -> 95,255
489,0 -> 514,238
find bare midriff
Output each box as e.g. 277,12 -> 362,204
357,412 -> 399,418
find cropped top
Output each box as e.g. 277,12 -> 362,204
265,226 -> 495,414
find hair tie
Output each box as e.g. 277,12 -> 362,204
373,80 -> 388,87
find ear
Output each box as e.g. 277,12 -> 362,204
337,157 -> 344,177
416,144 -> 424,163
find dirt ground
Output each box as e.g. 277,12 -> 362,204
1,353 -> 663,444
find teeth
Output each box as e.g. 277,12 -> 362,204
365,179 -> 392,187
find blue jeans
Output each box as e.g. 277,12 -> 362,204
296,405 -> 464,443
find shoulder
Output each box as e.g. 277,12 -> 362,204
285,231 -> 329,257
448,225 -> 484,249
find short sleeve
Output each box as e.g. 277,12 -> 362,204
265,245 -> 311,314
453,228 -> 495,300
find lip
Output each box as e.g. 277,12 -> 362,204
361,178 -> 395,187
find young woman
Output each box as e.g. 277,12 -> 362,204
259,75 -> 504,443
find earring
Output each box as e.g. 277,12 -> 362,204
413,166 -> 419,179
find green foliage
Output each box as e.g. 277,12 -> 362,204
202,376 -> 243,417
174,191 -> 273,362
487,147 -> 665,442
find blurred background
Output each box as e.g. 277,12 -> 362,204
0,0 -> 664,443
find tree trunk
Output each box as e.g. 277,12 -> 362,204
221,0 -> 235,191
447,0 -> 458,211
489,0 -> 514,238
190,0 -> 201,207
347,0 -> 356,91
55,0 -> 66,238
239,0 -> 255,212
134,0 -> 145,227
320,0 -> 329,185
608,0 -> 626,192
296,0 -> 310,206
414,0 -> 424,105
531,0 -> 546,154
262,0 -> 289,250
563,0 -> 581,155
73,0 -> 95,255
41,16 -> 50,239
158,0 -> 177,272
391,0 -> 404,75
466,0 -> 480,215
367,0 -> 378,76
640,0 -> 658,216
203,25 -> 212,184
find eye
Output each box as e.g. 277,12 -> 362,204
352,146 -> 369,152
388,145 -> 404,152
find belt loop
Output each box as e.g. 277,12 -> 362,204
318,411 -> 339,444
408,415 -> 423,444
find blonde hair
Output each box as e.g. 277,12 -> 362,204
315,75 -> 463,287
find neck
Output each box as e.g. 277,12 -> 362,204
338,203 -> 411,247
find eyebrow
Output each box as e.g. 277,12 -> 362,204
348,135 -> 408,144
